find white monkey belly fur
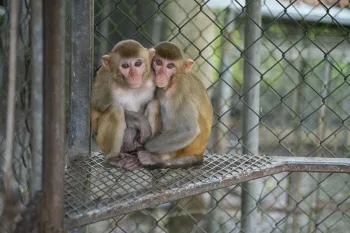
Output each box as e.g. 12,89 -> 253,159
113,79 -> 155,112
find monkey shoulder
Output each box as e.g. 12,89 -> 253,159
112,79 -> 156,112
178,71 -> 212,116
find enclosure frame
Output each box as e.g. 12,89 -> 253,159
2,0 -> 350,232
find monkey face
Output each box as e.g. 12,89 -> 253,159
152,57 -> 177,88
118,57 -> 147,89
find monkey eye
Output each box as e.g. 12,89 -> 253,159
167,63 -> 175,69
135,60 -> 142,67
156,59 -> 162,66
121,63 -> 129,69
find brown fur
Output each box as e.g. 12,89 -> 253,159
170,71 -> 213,158
138,42 -> 213,169
154,41 -> 184,60
111,39 -> 144,58
90,40 -> 159,169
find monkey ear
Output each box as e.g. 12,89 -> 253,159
102,55 -> 111,70
148,48 -> 155,59
183,59 -> 194,73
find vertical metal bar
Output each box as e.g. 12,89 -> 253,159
240,1 -> 261,233
152,15 -> 163,44
307,57 -> 332,232
70,0 -> 93,157
317,57 -> 331,142
2,0 -> 20,231
212,8 -> 236,153
68,1 -> 94,232
95,0 -> 108,69
40,0 -> 66,231
284,36 -> 306,233
30,0 -> 43,197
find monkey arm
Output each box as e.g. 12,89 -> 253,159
144,126 -> 200,153
91,79 -> 113,112
144,109 -> 200,153
144,99 -> 161,137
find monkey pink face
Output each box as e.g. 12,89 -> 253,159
152,58 -> 177,88
119,58 -> 146,88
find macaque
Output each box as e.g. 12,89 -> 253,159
137,41 -> 213,169
91,39 -> 161,170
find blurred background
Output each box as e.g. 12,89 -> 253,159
0,0 -> 350,232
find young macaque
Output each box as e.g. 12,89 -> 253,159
91,39 -> 161,171
137,41 -> 213,169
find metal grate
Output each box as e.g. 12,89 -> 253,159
64,153 -> 272,228
63,152 -> 350,229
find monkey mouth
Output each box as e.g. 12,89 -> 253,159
127,83 -> 142,89
155,81 -> 167,88
124,77 -> 143,89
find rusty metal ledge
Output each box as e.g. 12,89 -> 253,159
63,153 -> 350,229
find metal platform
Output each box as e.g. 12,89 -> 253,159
63,153 -> 350,229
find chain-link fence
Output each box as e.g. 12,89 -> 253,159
1,0 -> 350,232
0,0 -> 35,232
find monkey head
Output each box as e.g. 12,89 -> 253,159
102,39 -> 155,89
152,41 -> 194,88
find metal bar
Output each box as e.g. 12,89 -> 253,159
209,8 -> 237,232
30,0 -> 43,197
2,0 -> 20,231
212,8 -> 236,153
207,0 -> 350,26
241,0 -> 262,232
69,0 -> 93,157
68,1 -> 94,232
40,0 -> 66,231
273,156 -> 350,168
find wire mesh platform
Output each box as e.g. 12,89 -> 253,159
63,153 -> 350,229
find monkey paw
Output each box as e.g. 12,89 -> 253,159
138,119 -> 152,144
106,153 -> 141,171
137,150 -> 158,167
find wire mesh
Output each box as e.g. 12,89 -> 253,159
1,0 -> 350,232
64,153 -> 273,227
0,0 -> 34,232
0,0 -> 69,232
84,0 -> 350,232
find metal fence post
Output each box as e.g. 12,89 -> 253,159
70,0 -> 93,157
68,1 -> 94,232
240,0 -> 262,233
212,8 -> 236,153
30,0 -> 43,198
2,0 -> 20,231
40,0 -> 66,231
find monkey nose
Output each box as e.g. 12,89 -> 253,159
129,69 -> 136,77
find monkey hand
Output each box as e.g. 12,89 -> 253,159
124,110 -> 152,144
137,150 -> 160,169
137,117 -> 152,144
122,128 -> 143,153
106,153 -> 141,171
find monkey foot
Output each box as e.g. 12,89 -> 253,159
106,153 -> 141,171
137,151 -> 161,169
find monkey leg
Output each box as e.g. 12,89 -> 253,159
137,151 -> 203,169
96,105 -> 126,160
